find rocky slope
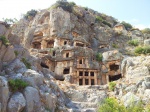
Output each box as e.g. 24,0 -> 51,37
0,0 -> 150,112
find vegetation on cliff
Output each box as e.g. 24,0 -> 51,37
98,97 -> 149,112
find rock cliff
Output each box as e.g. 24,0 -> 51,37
0,0 -> 150,112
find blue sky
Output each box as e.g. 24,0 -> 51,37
0,0 -> 149,29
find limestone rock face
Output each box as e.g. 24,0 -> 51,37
0,42 -> 15,62
131,29 -> 144,43
122,92 -> 140,107
23,69 -> 44,87
144,39 -> 150,45
41,93 -> 57,112
23,86 -> 42,112
121,56 -> 150,82
0,23 -> 7,36
102,50 -> 123,62
0,76 -> 9,112
5,59 -> 27,75
7,92 -> 26,112
50,8 -> 73,37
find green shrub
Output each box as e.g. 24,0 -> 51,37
134,46 -> 150,54
98,97 -> 146,112
102,20 -> 111,27
69,1 -> 76,6
95,16 -> 111,27
50,1 -> 76,13
14,51 -> 19,56
24,9 -> 37,20
98,97 -> 126,112
0,36 -> 10,46
95,16 -> 103,23
126,100 -> 144,112
109,81 -> 116,91
128,40 -> 139,46
8,79 -> 28,92
83,7 -> 88,11
112,43 -> 119,48
21,58 -> 31,69
96,53 -> 103,62
121,21 -> 132,30
142,28 -> 150,34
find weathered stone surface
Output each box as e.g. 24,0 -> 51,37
5,59 -> 27,75
125,85 -> 137,93
144,39 -> 150,45
0,42 -> 15,63
126,66 -> 149,79
0,23 -> 7,36
102,50 -> 122,62
7,92 -> 26,112
50,8 -> 73,37
121,56 -> 150,82
24,86 -> 42,112
23,69 -> 44,87
131,29 -> 144,43
142,81 -> 150,89
0,76 -> 9,112
122,92 -> 140,107
42,93 -> 57,112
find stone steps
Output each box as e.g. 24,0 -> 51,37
68,108 -> 96,112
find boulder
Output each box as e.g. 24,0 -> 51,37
125,85 -> 137,93
7,92 -> 26,112
0,76 -> 9,112
142,81 -> 150,89
42,93 -> 57,112
23,86 -> 42,112
23,69 -> 44,87
122,92 -> 140,107
144,39 -> 150,46
5,59 -> 27,75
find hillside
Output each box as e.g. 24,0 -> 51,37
0,0 -> 150,112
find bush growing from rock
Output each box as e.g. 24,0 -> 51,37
24,9 -> 37,20
50,0 -> 76,13
134,46 -> 150,54
14,50 -> 19,56
0,35 -> 10,46
102,20 -> 111,27
8,79 -> 28,92
98,97 -> 146,112
128,40 -> 139,46
95,16 -> 103,23
109,81 -> 116,91
21,58 -> 31,69
112,43 -> 119,48
98,97 -> 126,112
96,53 -> 103,62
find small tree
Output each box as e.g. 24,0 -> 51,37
24,9 -> 37,20
2,18 -> 18,25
